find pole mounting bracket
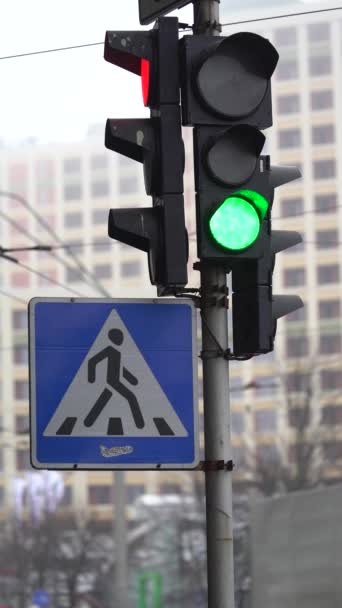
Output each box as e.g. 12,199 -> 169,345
197,460 -> 234,471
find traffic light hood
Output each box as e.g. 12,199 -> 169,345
196,33 -> 279,120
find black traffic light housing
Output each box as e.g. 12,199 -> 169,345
180,32 -> 279,127
179,30 -> 304,356
231,164 -> 304,357
104,17 -> 188,295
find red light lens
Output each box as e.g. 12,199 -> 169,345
141,58 -> 150,107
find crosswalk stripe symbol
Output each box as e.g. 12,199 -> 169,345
44,309 -> 188,438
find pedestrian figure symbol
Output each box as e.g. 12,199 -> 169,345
84,328 -> 145,429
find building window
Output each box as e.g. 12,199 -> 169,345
312,125 -> 335,145
13,310 -> 27,330
126,484 -> 145,504
120,260 -> 142,278
280,197 -> 303,218
311,90 -> 333,111
286,372 -> 309,393
66,240 -> 83,254
231,411 -> 244,435
319,299 -> 340,319
16,415 -> 29,434
274,27 -> 297,46
93,240 -> 111,253
38,269 -> 58,287
160,483 -> 180,495
286,335 -> 309,358
16,449 -> 31,471
119,175 -> 138,194
91,155 -> 108,170
91,180 -> 109,197
254,409 -> 277,433
276,60 -> 298,80
288,407 -> 310,428
278,129 -> 301,149
285,305 -> 306,323
15,380 -> 29,400
66,268 -> 83,283
94,264 -> 111,279
313,159 -> 336,180
256,444 -> 279,464
92,209 -> 108,224
233,446 -> 246,466
13,345 -> 28,365
320,369 -> 342,391
230,376 -> 243,400
11,272 -> 30,288
277,94 -> 300,115
60,485 -> 72,506
64,158 -> 81,173
64,184 -> 82,201
284,268 -> 306,287
316,229 -> 338,249
317,264 -> 340,284
36,184 -> 55,206
307,22 -> 330,43
64,212 -> 83,228
256,376 -> 277,397
319,334 -> 341,354
309,56 -> 331,77
314,193 -> 337,213
322,405 -> 342,425
0,487 -> 4,507
88,485 -> 112,505
323,441 -> 342,462
8,163 -> 28,198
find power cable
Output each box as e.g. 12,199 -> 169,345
0,5 -> 340,62
0,192 -> 111,297
0,255 -> 85,297
221,4 -> 342,29
0,41 -> 103,61
0,206 -> 106,294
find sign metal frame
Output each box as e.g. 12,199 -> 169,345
29,297 -> 199,470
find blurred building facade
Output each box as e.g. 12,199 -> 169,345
0,0 -> 341,519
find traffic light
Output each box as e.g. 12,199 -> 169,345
105,17 -> 188,295
179,32 -> 304,356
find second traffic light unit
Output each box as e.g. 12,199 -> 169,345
180,31 -> 304,357
105,17 -> 187,295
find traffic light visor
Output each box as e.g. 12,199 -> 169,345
209,190 -> 269,251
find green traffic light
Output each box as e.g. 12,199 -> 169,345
209,190 -> 269,251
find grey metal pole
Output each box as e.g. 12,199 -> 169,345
193,3 -> 235,607
113,470 -> 128,608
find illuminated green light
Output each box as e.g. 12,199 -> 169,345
209,190 -> 269,251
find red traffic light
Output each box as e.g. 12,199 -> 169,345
141,58 -> 150,107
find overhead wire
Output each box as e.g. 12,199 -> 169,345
0,255 -> 86,297
220,4 -> 342,29
0,5 -> 341,62
0,191 -> 111,297
0,205 -> 106,294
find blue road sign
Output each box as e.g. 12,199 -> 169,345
32,590 -> 50,608
29,298 -> 198,469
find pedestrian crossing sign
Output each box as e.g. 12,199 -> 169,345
29,298 -> 199,469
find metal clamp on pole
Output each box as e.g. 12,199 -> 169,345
197,460 -> 235,471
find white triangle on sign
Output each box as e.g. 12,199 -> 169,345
44,309 -> 188,438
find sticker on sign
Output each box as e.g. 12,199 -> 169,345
139,0 -> 190,25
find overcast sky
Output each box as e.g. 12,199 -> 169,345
0,0 -> 336,145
